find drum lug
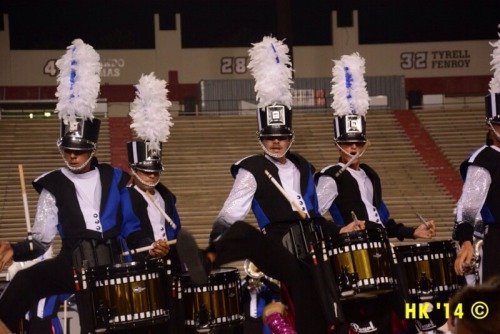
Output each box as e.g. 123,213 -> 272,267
338,266 -> 358,297
416,272 -> 435,300
95,301 -> 112,332
195,304 -> 213,329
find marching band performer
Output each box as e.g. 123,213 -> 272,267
314,53 -> 436,334
127,72 -> 180,264
126,73 -> 183,333
241,260 -> 282,334
315,52 -> 435,242
262,301 -> 296,334
6,247 -> 70,334
176,36 -> 358,334
0,39 -> 167,334
454,34 -> 500,284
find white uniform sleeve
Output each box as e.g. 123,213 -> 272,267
214,168 -> 257,226
456,165 -> 491,225
31,189 -> 59,245
316,175 -> 339,215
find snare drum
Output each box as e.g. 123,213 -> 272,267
84,258 -> 170,332
394,240 -> 459,302
177,267 -> 243,329
329,227 -> 395,298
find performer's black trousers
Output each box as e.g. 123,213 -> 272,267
482,224 -> 500,282
212,221 -> 345,334
0,255 -> 79,332
0,253 -> 101,334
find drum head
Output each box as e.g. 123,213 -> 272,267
394,240 -> 456,257
180,267 -> 239,286
208,267 -> 240,283
88,258 -> 167,279
333,226 -> 387,247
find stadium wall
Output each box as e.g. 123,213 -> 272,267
0,11 -> 493,115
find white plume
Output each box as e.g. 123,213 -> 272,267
247,36 -> 293,109
55,39 -> 101,124
331,52 -> 370,117
489,34 -> 500,94
129,72 -> 173,151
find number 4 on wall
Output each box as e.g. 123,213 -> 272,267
43,59 -> 59,77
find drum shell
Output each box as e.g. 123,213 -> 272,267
394,240 -> 459,302
329,227 -> 395,298
176,267 -> 243,329
84,258 -> 170,332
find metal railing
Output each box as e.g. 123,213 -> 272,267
0,99 -> 108,119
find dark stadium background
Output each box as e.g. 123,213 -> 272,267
0,0 -> 498,50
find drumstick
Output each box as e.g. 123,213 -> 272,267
18,164 -> 33,251
145,190 -> 177,230
335,141 -> 371,177
415,212 -> 430,228
121,239 -> 177,257
264,170 -> 308,219
351,211 -> 358,225
63,298 -> 68,334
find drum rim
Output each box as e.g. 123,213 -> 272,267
394,239 -> 456,252
179,266 -> 241,285
87,258 -> 166,271
332,226 -> 387,245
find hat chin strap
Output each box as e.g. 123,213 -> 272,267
334,141 -> 368,159
60,149 -> 95,172
488,121 -> 500,143
258,135 -> 295,159
131,168 -> 161,188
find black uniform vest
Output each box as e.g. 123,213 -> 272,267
231,153 -> 318,227
315,163 -> 382,224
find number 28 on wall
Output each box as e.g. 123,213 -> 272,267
221,57 -> 248,74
